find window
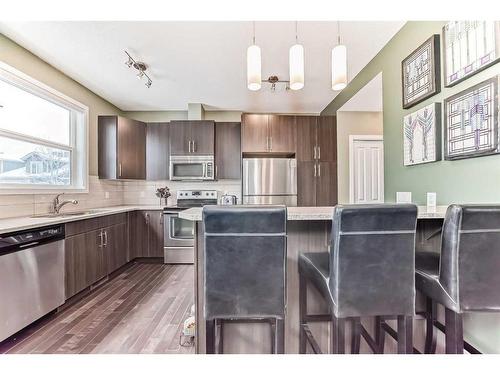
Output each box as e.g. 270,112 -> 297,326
0,62 -> 88,192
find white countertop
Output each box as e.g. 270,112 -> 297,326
0,205 -> 164,235
178,205 -> 449,221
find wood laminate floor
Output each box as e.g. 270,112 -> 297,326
1,262 -> 195,354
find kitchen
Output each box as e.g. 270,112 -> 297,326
1,5 -> 500,374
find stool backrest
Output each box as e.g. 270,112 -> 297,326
202,205 -> 287,320
329,204 -> 418,318
440,205 -> 500,312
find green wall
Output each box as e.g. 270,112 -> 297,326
322,21 -> 500,205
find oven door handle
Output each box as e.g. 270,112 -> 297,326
202,163 -> 207,178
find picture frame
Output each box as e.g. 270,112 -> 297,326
401,35 -> 441,109
403,103 -> 442,166
443,21 -> 500,87
444,76 -> 499,160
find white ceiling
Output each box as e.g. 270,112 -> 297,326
338,72 -> 383,112
0,21 -> 404,113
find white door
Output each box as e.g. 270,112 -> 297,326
349,137 -> 384,204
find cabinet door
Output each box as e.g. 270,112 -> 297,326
316,161 -> 338,206
317,116 -> 337,162
147,211 -> 164,257
117,117 -> 146,179
65,229 -> 106,299
268,115 -> 297,153
106,222 -> 128,274
128,211 -> 148,258
146,122 -> 170,180
191,121 -> 215,155
241,114 -> 269,153
215,122 -> 241,179
169,121 -> 192,155
297,161 -> 317,206
296,116 -> 317,161
98,116 -> 118,179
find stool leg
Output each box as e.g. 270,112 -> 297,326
206,319 -> 216,354
397,315 -> 413,354
445,308 -> 464,354
375,316 -> 385,354
330,316 -> 346,354
351,318 -> 361,354
424,297 -> 437,354
275,318 -> 285,354
299,273 -> 307,354
216,319 -> 224,354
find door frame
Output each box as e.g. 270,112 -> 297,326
349,135 -> 384,204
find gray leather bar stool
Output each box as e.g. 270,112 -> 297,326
203,205 -> 287,354
298,204 -> 418,354
416,205 -> 500,354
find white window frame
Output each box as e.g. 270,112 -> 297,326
0,61 -> 89,194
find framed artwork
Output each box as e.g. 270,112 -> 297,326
444,76 -> 499,160
403,103 -> 441,166
443,21 -> 500,87
402,35 -> 441,109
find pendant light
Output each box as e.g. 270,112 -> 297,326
247,21 -> 262,91
331,21 -> 347,91
289,21 -> 304,90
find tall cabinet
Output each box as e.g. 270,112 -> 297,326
295,116 -> 338,206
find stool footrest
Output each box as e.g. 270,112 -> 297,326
301,323 -> 323,354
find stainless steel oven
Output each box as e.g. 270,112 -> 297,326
169,155 -> 215,181
163,190 -> 218,264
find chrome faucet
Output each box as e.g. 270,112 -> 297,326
52,193 -> 78,214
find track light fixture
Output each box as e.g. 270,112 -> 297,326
124,51 -> 153,88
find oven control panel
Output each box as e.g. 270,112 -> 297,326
177,190 -> 217,200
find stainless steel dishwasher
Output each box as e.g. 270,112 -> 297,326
0,225 -> 65,342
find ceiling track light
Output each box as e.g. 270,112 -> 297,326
124,51 -> 153,88
262,76 -> 290,92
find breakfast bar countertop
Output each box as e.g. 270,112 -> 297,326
179,205 -> 449,221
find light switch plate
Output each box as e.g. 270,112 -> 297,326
396,192 -> 412,203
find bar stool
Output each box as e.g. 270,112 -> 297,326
203,205 -> 287,354
298,204 -> 418,354
416,204 -> 500,354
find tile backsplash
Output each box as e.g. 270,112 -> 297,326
0,175 -> 242,219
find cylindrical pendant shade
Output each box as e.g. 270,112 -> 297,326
331,44 -> 347,91
289,44 -> 304,90
247,44 -> 262,91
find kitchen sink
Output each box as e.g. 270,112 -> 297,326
31,209 -> 105,218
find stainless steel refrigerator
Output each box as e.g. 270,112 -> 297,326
243,158 -> 297,206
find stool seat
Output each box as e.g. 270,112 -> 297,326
298,252 -> 332,304
415,251 -> 458,311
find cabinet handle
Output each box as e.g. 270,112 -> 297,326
119,163 -> 122,177
318,146 -> 321,160
104,230 -> 108,247
313,146 -> 317,160
314,164 -> 317,177
98,230 -> 103,248
188,141 -> 191,153
193,141 -> 196,153
269,137 -> 272,151
318,163 -> 321,177
266,137 -> 269,151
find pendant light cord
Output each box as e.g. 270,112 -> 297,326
295,21 -> 298,44
253,21 -> 256,45
337,20 -> 341,44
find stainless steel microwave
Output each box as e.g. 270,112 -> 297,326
169,155 -> 215,181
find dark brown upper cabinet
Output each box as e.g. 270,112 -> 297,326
241,114 -> 269,153
215,122 -> 241,179
268,115 -> 297,153
241,114 -> 296,154
296,116 -> 318,161
169,120 -> 215,156
317,116 -> 337,161
98,116 -> 146,180
146,122 -> 170,180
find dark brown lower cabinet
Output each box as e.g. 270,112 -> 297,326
65,214 -> 128,299
297,161 -> 338,206
297,161 -> 317,206
65,229 -> 106,299
129,210 -> 164,258
106,222 -> 128,274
